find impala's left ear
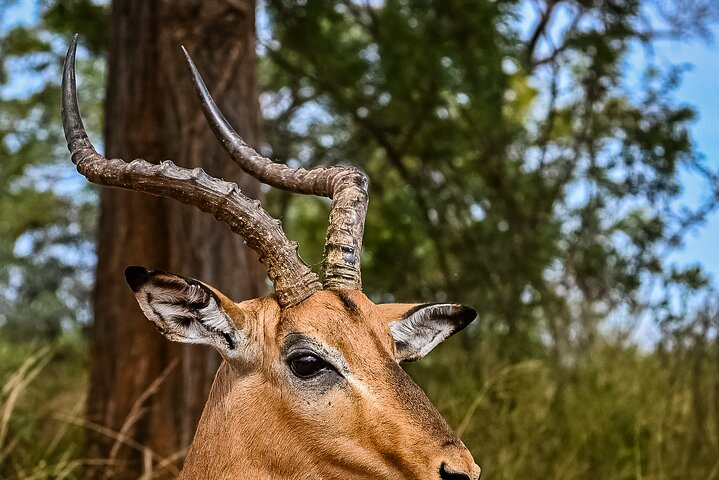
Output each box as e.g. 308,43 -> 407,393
124,266 -> 247,360
379,303 -> 477,362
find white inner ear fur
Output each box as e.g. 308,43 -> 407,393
134,280 -> 244,358
389,304 -> 474,362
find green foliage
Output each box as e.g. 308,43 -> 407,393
0,0 -> 108,340
261,0 -> 719,357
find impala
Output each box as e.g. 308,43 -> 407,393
62,35 -> 481,479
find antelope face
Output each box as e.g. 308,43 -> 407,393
64,34 -> 482,478
126,267 -> 481,479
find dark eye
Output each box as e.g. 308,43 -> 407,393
289,353 -> 330,378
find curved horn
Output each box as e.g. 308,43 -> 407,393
182,48 -> 368,291
62,35 -> 321,307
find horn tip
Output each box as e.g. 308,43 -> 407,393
181,45 -> 195,68
68,33 -> 78,52
67,35 -> 77,54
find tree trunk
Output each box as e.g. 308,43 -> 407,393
88,1 -> 263,477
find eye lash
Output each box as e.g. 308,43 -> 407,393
287,350 -> 320,361
288,351 -> 337,368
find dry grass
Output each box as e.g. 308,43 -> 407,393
0,341 -> 182,479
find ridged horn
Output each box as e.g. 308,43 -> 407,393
182,47 -> 368,291
62,35 -> 321,307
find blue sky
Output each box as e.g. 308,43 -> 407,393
652,30 -> 719,287
1,1 -> 35,29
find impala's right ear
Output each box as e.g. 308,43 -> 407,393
378,303 -> 477,362
124,266 -> 246,359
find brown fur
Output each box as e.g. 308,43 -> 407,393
179,290 -> 480,479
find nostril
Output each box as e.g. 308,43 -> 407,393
439,463 -> 472,480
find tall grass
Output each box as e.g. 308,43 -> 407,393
0,337 -> 181,479
412,334 -> 719,480
0,338 -> 92,479
1,331 -> 717,479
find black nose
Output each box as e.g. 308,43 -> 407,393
440,463 -> 474,480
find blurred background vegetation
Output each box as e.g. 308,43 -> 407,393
2,0 -> 719,478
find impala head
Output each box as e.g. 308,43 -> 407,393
62,35 -> 481,479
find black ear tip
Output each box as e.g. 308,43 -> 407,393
456,305 -> 478,326
124,265 -> 152,292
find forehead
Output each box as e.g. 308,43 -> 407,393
277,290 -> 394,355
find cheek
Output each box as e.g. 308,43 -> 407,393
293,377 -> 344,406
288,384 -> 357,427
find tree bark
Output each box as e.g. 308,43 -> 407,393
88,1 -> 263,477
